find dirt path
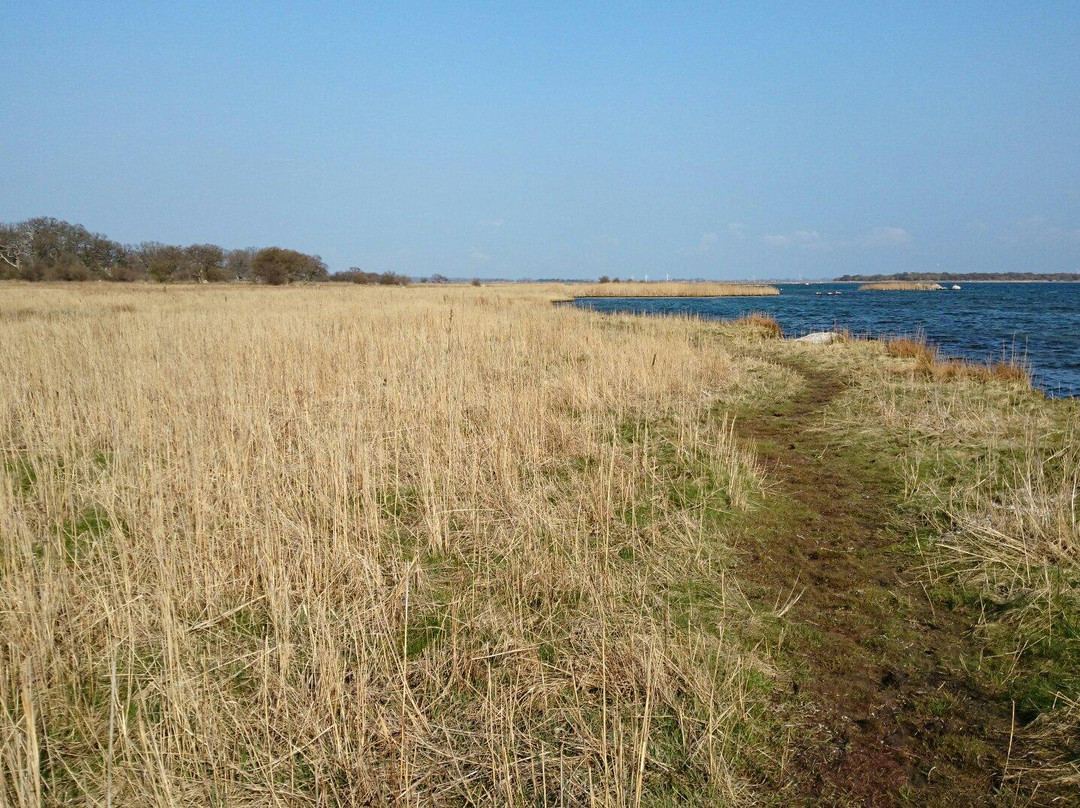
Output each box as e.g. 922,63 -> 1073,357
734,361 -> 1029,806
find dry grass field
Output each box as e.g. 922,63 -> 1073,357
0,284 -> 776,805
571,282 -> 779,298
2,282 -> 1076,804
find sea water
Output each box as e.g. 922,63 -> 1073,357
573,282 -> 1080,397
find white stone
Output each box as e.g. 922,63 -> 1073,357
794,331 -> 842,345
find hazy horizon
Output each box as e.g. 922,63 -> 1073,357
3,2 -> 1078,279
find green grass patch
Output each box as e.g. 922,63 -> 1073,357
403,606 -> 451,659
58,506 -> 114,564
3,454 -> 37,494
376,484 -> 420,520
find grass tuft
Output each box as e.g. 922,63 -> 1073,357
733,312 -> 783,339
886,335 -> 938,364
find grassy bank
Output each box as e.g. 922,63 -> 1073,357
573,281 -> 780,298
819,344 -> 1080,791
1,283 -> 1075,804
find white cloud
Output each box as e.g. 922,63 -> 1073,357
726,222 -> 746,239
1014,216 -> 1080,243
761,225 -> 909,252
860,226 -> 910,247
694,232 -> 720,254
763,229 -> 823,248
478,219 -> 504,228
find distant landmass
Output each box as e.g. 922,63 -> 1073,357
836,271 -> 1080,282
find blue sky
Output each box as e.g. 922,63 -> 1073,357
2,2 -> 1078,279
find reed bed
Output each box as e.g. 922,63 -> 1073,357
574,282 -> 779,298
0,283 -> 769,806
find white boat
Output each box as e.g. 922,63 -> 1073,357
951,284 -> 961,290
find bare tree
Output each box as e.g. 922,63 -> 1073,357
226,248 -> 256,281
0,223 -> 30,276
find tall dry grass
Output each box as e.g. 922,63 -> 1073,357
936,431 -> 1078,621
0,283 -> 768,805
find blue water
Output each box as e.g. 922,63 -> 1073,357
574,283 -> 1080,397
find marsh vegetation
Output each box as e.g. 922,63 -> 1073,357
1,283 -> 1075,805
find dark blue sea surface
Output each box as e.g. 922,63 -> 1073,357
574,283 -> 1080,397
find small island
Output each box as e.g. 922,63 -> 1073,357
574,281 -> 780,298
859,280 -> 944,291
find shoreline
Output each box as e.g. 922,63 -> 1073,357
564,288 -> 1077,398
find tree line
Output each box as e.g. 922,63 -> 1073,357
0,217 -> 410,285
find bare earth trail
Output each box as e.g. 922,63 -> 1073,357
732,360 -> 1032,806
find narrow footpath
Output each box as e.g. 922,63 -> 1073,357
734,361 -> 1034,806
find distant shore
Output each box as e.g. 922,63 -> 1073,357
572,281 -> 780,298
836,272 -> 1080,283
